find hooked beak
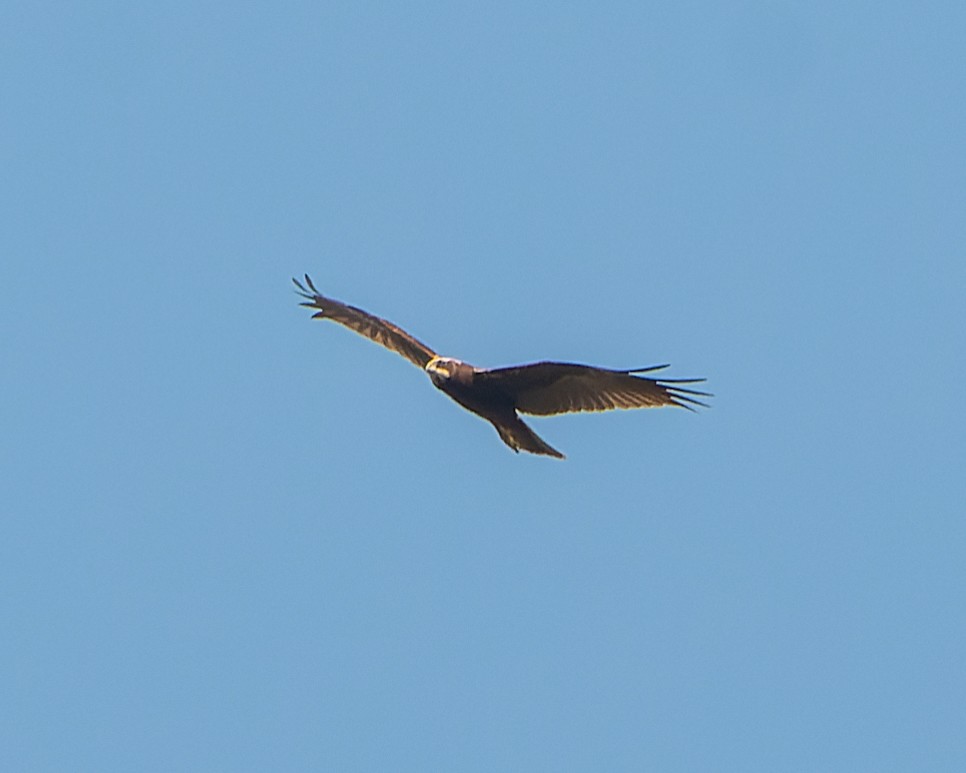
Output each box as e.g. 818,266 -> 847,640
425,356 -> 450,387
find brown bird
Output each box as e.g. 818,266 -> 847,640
294,275 -> 710,459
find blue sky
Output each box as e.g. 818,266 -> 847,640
2,2 -> 964,770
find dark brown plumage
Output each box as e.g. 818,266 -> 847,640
294,275 -> 710,459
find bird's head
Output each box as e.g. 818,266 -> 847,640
425,356 -> 468,387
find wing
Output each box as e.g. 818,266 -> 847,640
293,275 -> 437,369
476,362 -> 711,416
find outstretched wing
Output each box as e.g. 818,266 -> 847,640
476,362 -> 711,416
293,275 -> 437,369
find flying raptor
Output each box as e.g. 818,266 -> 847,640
293,275 -> 710,459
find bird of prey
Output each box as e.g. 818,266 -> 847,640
293,275 -> 710,459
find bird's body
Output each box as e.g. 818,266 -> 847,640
294,275 -> 710,459
424,356 -> 566,457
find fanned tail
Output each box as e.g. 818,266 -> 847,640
492,415 -> 565,459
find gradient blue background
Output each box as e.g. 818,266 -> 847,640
3,3 -> 964,770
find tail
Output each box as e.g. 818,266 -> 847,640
492,415 -> 565,459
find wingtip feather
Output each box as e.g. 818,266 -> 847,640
664,385 -> 713,397
669,391 -> 712,410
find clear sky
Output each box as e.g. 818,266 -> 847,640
2,2 -> 964,770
